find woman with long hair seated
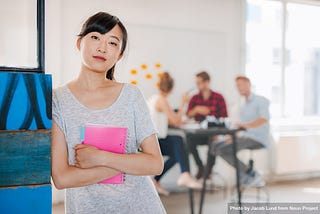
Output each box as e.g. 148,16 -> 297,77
148,72 -> 201,196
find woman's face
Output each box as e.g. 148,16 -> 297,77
77,24 -> 123,73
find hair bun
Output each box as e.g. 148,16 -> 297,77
161,72 -> 170,80
159,72 -> 174,93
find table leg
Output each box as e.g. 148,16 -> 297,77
185,135 -> 194,214
199,137 -> 212,214
232,133 -> 242,213
189,188 -> 194,214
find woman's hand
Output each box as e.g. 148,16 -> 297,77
181,92 -> 190,104
74,144 -> 105,169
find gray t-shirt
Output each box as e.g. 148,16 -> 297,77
52,83 -> 166,214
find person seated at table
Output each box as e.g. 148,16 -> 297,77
211,76 -> 269,186
147,72 -> 202,196
186,71 -> 228,179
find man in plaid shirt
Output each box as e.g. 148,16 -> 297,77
187,71 -> 228,179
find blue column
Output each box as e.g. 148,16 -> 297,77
0,72 -> 52,214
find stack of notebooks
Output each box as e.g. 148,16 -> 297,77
81,124 -> 127,184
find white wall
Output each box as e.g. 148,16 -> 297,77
46,0 -> 246,203
46,0 -> 244,112
0,0 -> 37,67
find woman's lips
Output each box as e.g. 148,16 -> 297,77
93,56 -> 106,61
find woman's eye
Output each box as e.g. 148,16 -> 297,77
91,35 -> 99,40
109,42 -> 118,47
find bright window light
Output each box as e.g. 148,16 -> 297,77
246,0 -> 320,119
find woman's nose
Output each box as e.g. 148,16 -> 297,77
97,46 -> 106,53
97,41 -> 106,53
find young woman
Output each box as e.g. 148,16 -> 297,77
148,72 -> 201,196
51,12 -> 166,213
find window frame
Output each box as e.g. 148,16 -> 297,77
244,0 -> 320,119
0,0 -> 45,73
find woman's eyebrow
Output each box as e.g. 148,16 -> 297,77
109,35 -> 120,42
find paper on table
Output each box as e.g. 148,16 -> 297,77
180,123 -> 201,130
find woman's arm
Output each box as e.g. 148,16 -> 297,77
51,121 -> 121,189
74,134 -> 163,176
157,94 -> 188,127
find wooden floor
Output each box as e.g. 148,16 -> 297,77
52,178 -> 320,214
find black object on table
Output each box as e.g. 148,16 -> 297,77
173,126 -> 244,214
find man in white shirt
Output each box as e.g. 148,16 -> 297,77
211,76 -> 270,186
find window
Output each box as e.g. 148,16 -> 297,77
286,3 -> 320,117
0,0 -> 45,73
246,0 -> 320,119
246,0 -> 282,117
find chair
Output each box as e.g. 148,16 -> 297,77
198,142 -> 228,214
206,169 -> 228,199
230,148 -> 270,203
198,141 -> 228,199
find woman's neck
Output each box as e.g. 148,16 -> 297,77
75,66 -> 111,90
160,91 -> 168,98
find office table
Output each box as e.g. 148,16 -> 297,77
169,126 -> 243,214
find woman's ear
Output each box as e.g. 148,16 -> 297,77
76,38 -> 81,50
117,53 -> 123,61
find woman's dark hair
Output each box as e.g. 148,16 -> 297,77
78,12 -> 128,80
159,72 -> 174,93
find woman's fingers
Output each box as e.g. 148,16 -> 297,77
74,144 -> 87,150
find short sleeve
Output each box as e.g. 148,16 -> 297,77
258,97 -> 270,120
52,89 -> 66,134
132,87 -> 158,147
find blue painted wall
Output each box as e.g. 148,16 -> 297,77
0,130 -> 51,187
0,72 -> 52,130
0,185 -> 52,214
0,72 -> 52,214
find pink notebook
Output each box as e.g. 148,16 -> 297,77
82,125 -> 127,184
